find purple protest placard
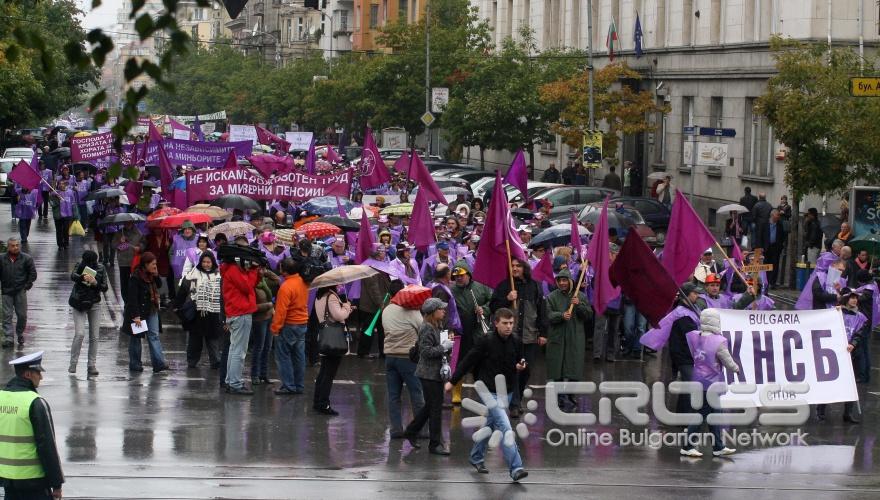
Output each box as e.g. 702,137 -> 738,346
186,166 -> 352,203
123,139 -> 252,168
71,132 -> 114,161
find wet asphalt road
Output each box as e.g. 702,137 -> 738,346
1,205 -> 880,499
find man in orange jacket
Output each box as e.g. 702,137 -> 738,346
271,258 -> 310,395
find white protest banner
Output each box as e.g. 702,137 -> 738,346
229,124 -> 258,145
201,122 -> 216,134
172,129 -> 191,140
70,132 -> 114,162
286,132 -> 313,151
717,309 -> 857,407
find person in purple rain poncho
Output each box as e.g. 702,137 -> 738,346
74,169 -> 91,224
50,179 -> 77,249
258,232 -> 290,273
14,188 -> 38,244
38,164 -> 53,219
390,243 -> 421,287
816,290 -> 866,424
168,220 -> 200,298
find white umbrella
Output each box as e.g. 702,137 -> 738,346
647,171 -> 669,181
309,265 -> 379,289
717,203 -> 749,214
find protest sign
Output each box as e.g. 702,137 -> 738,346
286,132 -> 313,151
123,139 -> 251,168
717,309 -> 857,406
71,132 -> 114,161
186,166 -> 352,202
172,129 -> 191,140
230,125 -> 258,145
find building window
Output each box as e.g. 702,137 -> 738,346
398,0 -> 407,23
369,4 -> 379,29
709,97 -> 723,142
744,98 -> 772,177
287,19 -> 292,42
191,25 -> 199,41
193,8 -> 205,21
681,96 -> 693,168
298,17 -> 304,39
337,10 -> 349,31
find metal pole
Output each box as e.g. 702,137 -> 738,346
425,0 -> 432,156
690,132 -> 696,203
587,0 -> 594,131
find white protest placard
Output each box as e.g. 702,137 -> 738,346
229,124 -> 258,145
97,127 -> 111,134
172,129 -> 191,140
201,122 -> 216,134
286,132 -> 313,151
716,309 -> 857,407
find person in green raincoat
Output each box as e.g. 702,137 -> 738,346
450,261 -> 492,403
545,269 -> 591,411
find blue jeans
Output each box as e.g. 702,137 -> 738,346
470,392 -> 524,478
225,314 -> 253,389
622,303 -> 647,353
274,324 -> 307,391
250,319 -> 272,378
129,313 -> 166,370
385,356 -> 425,433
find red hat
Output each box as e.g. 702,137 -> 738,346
705,273 -> 722,285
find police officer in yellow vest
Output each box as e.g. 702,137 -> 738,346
0,352 -> 63,499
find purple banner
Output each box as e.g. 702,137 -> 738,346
123,139 -> 252,167
186,166 -> 352,202
71,132 -> 114,161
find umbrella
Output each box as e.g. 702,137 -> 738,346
99,213 -> 146,225
647,171 -> 669,181
120,178 -> 159,189
208,221 -> 254,239
159,212 -> 213,229
146,207 -> 182,223
441,186 -> 472,196
274,229 -> 297,246
528,224 -> 591,248
309,265 -> 379,289
69,162 -> 97,174
849,233 -> 880,257
580,206 -> 638,232
49,147 -> 71,159
186,204 -> 231,220
84,188 -> 125,201
210,194 -> 262,212
302,196 -> 355,216
314,215 -> 360,232
380,203 -> 413,216
511,208 -> 534,221
717,203 -> 749,214
299,222 -> 341,239
72,131 -> 91,138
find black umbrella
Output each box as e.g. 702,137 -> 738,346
120,178 -> 158,188
144,164 -> 161,181
70,162 -> 97,174
314,215 -> 360,232
85,188 -> 126,201
99,213 -> 146,225
210,194 -> 262,212
511,208 -> 534,221
528,224 -> 590,248
49,147 -> 71,159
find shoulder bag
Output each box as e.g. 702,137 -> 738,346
317,293 -> 348,356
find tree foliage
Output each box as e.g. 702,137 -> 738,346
540,61 -> 668,164
756,37 -> 880,198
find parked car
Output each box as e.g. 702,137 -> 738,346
0,159 -> 16,199
446,170 -> 494,184
572,202 -> 657,244
2,147 -> 35,160
611,196 -> 671,244
423,161 -> 476,173
430,168 -> 471,178
534,186 -> 619,214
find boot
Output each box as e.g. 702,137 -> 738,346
843,403 -> 860,424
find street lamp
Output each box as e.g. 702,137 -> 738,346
252,27 -> 281,67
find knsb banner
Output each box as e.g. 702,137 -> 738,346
186,166 -> 352,202
71,132 -> 114,161
716,309 -> 857,407
124,139 -> 252,168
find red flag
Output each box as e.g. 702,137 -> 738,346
531,248 -> 556,285
9,160 -> 41,191
359,128 -> 391,190
662,190 -> 717,285
610,230 -> 678,327
472,171 -> 527,287
585,196 -> 619,316
502,149 -> 528,200
354,207 -> 375,264
408,188 -> 436,251
410,151 -> 447,205
148,121 -> 164,142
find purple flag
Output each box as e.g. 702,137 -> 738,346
503,149 -> 529,199
9,160 -> 41,191
531,248 -> 556,285
193,114 -> 205,142
124,180 -> 143,206
359,128 -> 391,190
586,196 -> 620,316
248,154 -> 294,178
392,150 -> 411,173
409,188 -> 435,251
662,190 -> 717,286
154,132 -> 176,202
410,151 -> 447,205
325,145 -> 342,164
609,230 -> 678,327
354,207 -> 375,264
255,125 -> 291,152
148,121 -> 164,142
29,152 -> 42,207
472,171 -> 527,287
305,136 -> 317,175
570,210 -> 583,260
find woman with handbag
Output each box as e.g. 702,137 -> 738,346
176,251 -> 222,369
125,252 -> 170,373
313,285 -> 353,416
68,250 -> 108,375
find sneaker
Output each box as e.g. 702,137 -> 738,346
274,387 -> 303,395
511,469 -> 528,482
129,366 -> 144,372
472,462 -> 489,474
712,447 -> 736,457
68,366 -> 76,374
680,448 -> 703,458
153,365 -> 169,374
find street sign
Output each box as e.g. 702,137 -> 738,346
851,77 -> 880,96
741,264 -> 773,273
683,126 -> 695,135
420,111 -> 435,127
698,127 -> 736,137
431,88 -> 449,113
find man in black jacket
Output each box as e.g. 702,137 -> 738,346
446,308 -> 528,482
803,208 -> 823,264
0,238 -> 37,348
0,352 -> 64,499
669,283 -> 704,414
489,258 -> 546,417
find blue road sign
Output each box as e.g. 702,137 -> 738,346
698,127 -> 736,137
683,126 -> 696,135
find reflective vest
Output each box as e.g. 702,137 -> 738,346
0,390 -> 44,480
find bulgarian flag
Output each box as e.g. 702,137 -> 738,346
606,16 -> 618,61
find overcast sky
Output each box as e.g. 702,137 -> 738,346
78,0 -> 123,30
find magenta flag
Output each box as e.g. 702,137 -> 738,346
662,190 -> 717,286
586,196 -> 620,316
168,118 -> 189,132
305,136 -> 317,175
155,138 -> 176,200
392,150 -> 411,173
9,160 -> 41,191
193,114 -> 205,142
325,145 -> 342,164
359,128 -> 391,190
531,248 -> 556,285
410,151 -> 447,205
408,188 -> 436,251
502,149 -> 529,199
569,210 -> 583,260
223,150 -> 237,170
255,125 -> 291,152
248,154 -> 294,178
472,171 -> 527,287
124,180 -> 143,206
354,207 -> 375,264
730,241 -> 743,263
148,121 -> 164,142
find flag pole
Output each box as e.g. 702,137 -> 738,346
567,257 -> 588,315
713,241 -> 750,288
504,237 -> 517,310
